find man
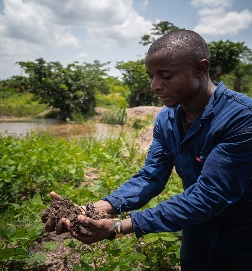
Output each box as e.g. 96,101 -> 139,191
43,30 -> 252,270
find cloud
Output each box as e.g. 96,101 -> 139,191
134,0 -> 149,12
0,0 -> 152,79
191,0 -> 233,9
0,0 -> 79,47
0,0 -> 152,51
86,9 -> 152,48
191,0 -> 252,36
76,53 -> 88,60
194,9 -> 252,35
6,0 -> 152,47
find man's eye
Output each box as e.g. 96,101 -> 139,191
161,75 -> 172,80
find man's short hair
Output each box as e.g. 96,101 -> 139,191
146,30 -> 210,64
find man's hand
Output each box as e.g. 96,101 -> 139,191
63,215 -> 115,244
63,216 -> 134,244
41,191 -> 85,234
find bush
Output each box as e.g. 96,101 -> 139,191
96,93 -> 127,108
100,107 -> 127,125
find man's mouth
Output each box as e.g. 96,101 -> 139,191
157,95 -> 169,100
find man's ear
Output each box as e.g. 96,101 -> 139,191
196,59 -> 209,77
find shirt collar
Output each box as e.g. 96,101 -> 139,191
202,81 -> 227,119
167,81 -> 227,120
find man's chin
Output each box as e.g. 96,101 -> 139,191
163,101 -> 179,107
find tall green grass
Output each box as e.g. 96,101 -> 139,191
0,92 -> 47,117
95,92 -> 127,108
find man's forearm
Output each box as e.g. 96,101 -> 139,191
122,217 -> 133,234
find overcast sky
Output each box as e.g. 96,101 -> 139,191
0,0 -> 252,80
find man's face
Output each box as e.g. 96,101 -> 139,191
145,51 -> 202,107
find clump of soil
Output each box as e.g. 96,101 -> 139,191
42,197 -> 110,236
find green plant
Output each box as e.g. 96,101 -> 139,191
0,131 -> 183,270
100,107 -> 127,125
131,117 -> 153,130
0,132 -> 84,206
0,221 -> 46,270
0,92 -> 47,117
96,93 -> 127,108
63,231 -> 181,270
64,238 -> 145,270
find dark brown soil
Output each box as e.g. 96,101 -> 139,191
41,197 -> 110,236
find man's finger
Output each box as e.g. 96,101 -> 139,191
45,217 -> 56,232
78,215 -> 98,230
62,218 -> 96,244
55,219 -> 66,235
50,191 -> 61,198
41,209 -> 49,223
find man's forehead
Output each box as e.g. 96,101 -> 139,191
145,50 -> 192,66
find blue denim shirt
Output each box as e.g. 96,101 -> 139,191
103,82 -> 252,238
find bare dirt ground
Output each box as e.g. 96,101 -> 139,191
29,106 -> 181,271
126,106 -> 163,151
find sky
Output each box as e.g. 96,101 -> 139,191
0,0 -> 252,80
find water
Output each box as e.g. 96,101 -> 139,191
0,118 -> 129,139
0,119 -> 63,136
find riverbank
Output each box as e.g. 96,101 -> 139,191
0,106 -> 163,148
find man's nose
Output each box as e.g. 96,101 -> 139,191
150,76 -> 162,92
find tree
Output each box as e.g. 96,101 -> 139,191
140,21 -> 181,46
117,60 -> 161,107
208,40 -> 252,81
233,63 -> 252,93
0,75 -> 31,93
17,58 -> 109,119
222,62 -> 252,94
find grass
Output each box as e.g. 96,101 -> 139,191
0,92 -> 47,117
95,92 -> 127,109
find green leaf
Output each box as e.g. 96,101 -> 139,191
1,225 -> 17,239
159,232 -> 178,242
143,234 -> 158,243
0,248 -> 15,259
69,168 -> 76,174
78,261 -> 95,271
44,241 -> 58,251
25,253 -> 46,264
30,192 -> 42,204
10,248 -> 30,260
72,264 -> 84,271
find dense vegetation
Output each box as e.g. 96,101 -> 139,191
0,131 -> 183,270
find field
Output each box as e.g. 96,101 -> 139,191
0,106 -> 183,271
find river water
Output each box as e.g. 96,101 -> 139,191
0,118 -> 130,139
